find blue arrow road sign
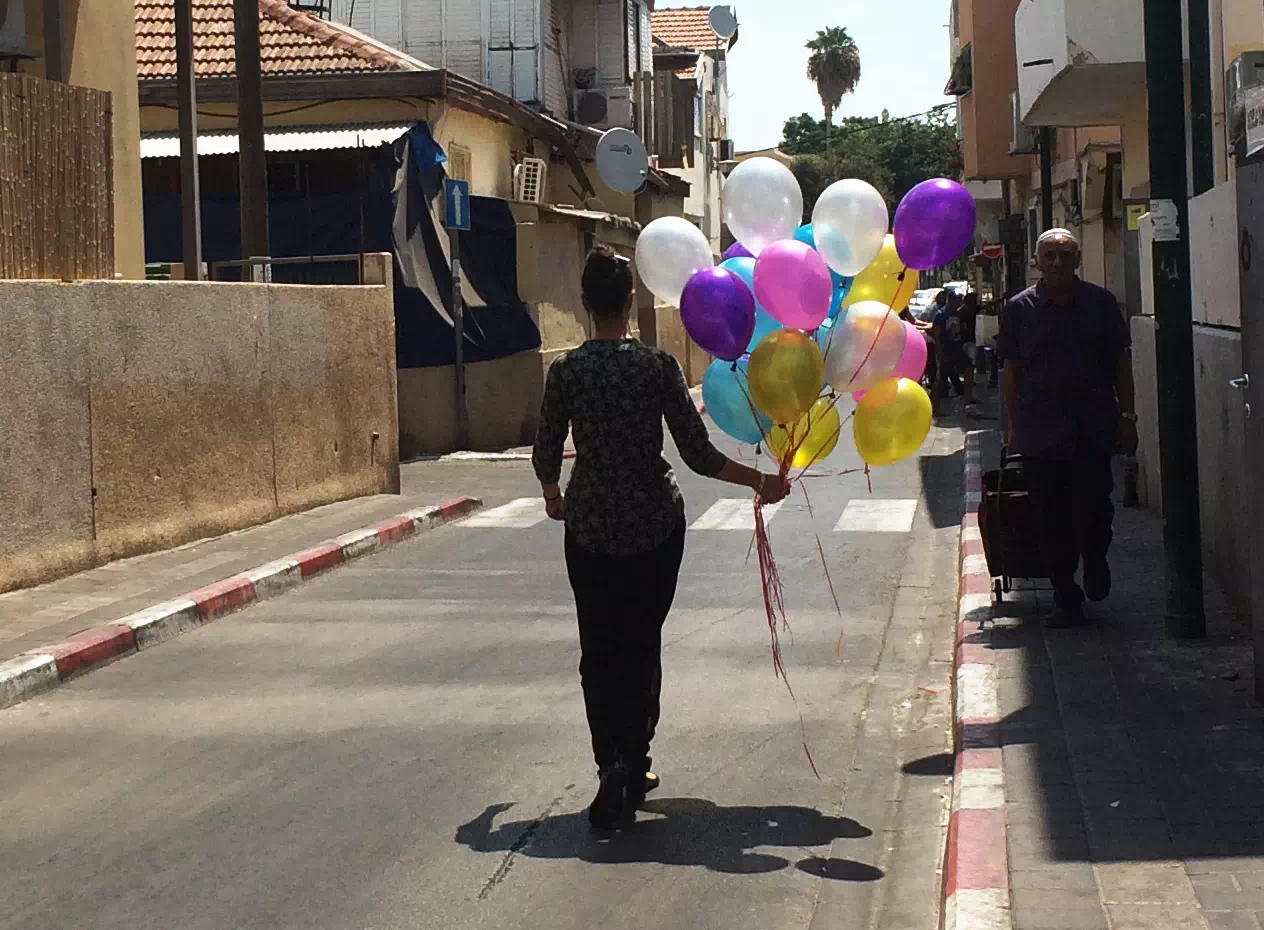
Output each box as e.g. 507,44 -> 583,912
444,178 -> 471,231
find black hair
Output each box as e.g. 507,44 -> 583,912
582,245 -> 634,318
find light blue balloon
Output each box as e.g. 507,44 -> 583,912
797,224 -> 852,311
702,358 -> 771,445
829,277 -> 852,321
722,256 -> 783,352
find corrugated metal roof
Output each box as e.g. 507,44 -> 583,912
140,123 -> 413,158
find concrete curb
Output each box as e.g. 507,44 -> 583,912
0,497 -> 483,711
943,430 -> 1011,930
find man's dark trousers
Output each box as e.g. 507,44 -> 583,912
1025,449 -> 1114,608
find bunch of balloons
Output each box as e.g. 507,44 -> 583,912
635,163 -> 976,470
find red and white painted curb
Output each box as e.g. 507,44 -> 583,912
0,497 -> 483,711
944,430 -> 1010,930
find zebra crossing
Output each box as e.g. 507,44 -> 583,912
455,497 -> 921,533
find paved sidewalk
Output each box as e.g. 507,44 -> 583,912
973,430 -> 1262,930
0,461 -> 504,658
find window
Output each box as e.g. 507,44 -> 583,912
447,144 -> 472,182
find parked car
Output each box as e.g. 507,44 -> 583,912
907,288 -> 943,322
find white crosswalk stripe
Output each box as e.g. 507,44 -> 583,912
459,498 -> 547,528
833,499 -> 919,533
689,498 -> 781,531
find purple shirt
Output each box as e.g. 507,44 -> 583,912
996,280 -> 1130,461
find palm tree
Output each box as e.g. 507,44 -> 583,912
806,27 -> 862,152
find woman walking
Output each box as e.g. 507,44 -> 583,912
532,246 -> 791,830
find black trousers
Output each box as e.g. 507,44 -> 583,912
564,518 -> 686,775
1025,451 -> 1114,608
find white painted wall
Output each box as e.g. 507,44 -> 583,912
1190,181 -> 1241,328
1015,0 -> 1145,119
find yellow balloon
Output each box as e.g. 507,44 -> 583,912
853,377 -> 932,466
768,398 -> 841,469
748,329 -> 825,425
842,234 -> 919,311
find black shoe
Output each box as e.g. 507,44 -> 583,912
1044,604 -> 1083,629
1083,558 -> 1111,603
589,762 -> 629,830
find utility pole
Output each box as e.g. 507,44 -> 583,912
174,0 -> 202,280
1188,0 -> 1215,195
1039,128 -> 1055,231
1143,0 -> 1205,637
234,0 -> 270,273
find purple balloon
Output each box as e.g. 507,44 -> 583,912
723,242 -> 754,262
680,267 -> 756,361
893,179 -> 978,271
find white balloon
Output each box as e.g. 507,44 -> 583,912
812,179 -> 890,277
634,217 -> 714,307
822,301 -> 906,393
723,157 -> 803,257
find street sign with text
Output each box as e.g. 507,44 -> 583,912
444,178 -> 470,231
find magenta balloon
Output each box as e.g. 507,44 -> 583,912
893,320 -> 929,380
680,267 -> 757,361
723,242 -> 754,261
893,179 -> 978,271
752,240 -> 832,330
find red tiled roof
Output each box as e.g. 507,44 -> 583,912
650,7 -> 729,51
135,0 -> 429,81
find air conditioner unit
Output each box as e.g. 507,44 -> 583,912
604,86 -> 634,129
1009,90 -> 1036,155
571,86 -> 635,130
514,157 -> 547,204
0,0 -> 30,56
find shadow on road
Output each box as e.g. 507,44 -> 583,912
456,798 -> 882,878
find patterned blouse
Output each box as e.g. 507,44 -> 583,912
532,339 -> 727,556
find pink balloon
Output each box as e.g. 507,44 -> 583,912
752,240 -> 832,330
893,320 -> 929,381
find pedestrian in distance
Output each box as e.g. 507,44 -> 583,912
996,228 -> 1138,628
932,289 -> 978,413
532,246 -> 792,830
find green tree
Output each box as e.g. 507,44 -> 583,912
805,27 -> 862,152
783,108 -> 963,218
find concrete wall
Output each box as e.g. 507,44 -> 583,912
0,258 -> 399,593
20,0 -> 145,278
1131,316 -> 1251,620
960,0 -> 1031,181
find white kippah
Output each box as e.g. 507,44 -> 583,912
1037,227 -> 1079,248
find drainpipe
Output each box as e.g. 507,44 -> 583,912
1039,128 -> 1055,231
1189,0 -> 1215,195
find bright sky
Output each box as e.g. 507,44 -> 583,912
658,0 -> 954,151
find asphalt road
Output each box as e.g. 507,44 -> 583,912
0,420 -> 964,930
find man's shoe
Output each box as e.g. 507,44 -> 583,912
644,771 -> 660,794
1044,605 -> 1083,629
588,763 -> 629,830
1083,558 -> 1111,603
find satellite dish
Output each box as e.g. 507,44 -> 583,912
708,5 -> 738,40
595,128 -> 649,194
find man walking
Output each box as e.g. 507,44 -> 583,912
996,229 -> 1138,627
